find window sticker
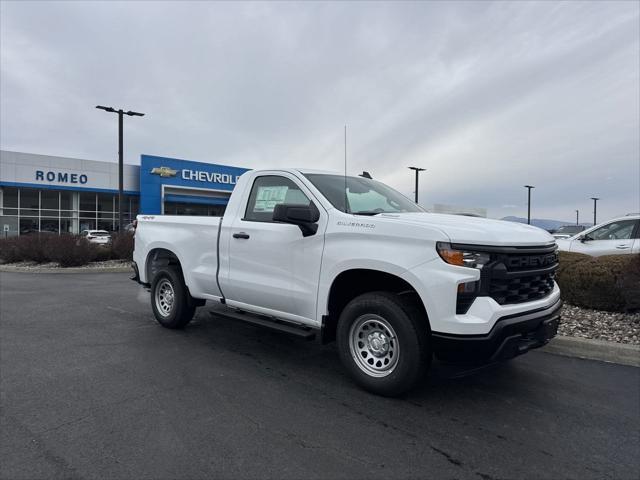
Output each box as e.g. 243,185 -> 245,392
253,186 -> 289,212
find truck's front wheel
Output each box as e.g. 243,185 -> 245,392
150,267 -> 196,329
337,292 -> 431,396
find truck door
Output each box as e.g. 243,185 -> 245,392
223,173 -> 326,325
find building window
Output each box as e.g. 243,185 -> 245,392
40,218 -> 59,234
97,193 -> 114,213
41,190 -> 59,211
20,217 -> 38,235
79,219 -> 96,231
0,187 -> 19,236
20,188 -> 39,216
60,191 -> 72,211
60,218 -> 73,234
79,192 -> 96,213
2,187 -> 18,215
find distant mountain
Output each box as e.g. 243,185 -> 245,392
501,216 -> 592,231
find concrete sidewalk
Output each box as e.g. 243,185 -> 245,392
544,335 -> 640,367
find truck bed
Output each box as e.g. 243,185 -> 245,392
133,215 -> 223,299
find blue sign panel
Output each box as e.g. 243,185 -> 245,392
140,154 -> 249,214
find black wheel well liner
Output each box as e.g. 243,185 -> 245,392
321,269 -> 429,344
146,248 -> 182,284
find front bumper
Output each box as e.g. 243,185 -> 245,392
431,299 -> 562,364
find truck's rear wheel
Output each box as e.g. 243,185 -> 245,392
150,267 -> 195,329
337,292 -> 430,396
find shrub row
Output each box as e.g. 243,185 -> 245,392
0,233 -> 133,267
556,251 -> 640,313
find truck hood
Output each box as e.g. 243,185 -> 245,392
379,212 -> 555,246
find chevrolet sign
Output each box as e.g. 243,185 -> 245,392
150,166 -> 178,177
181,169 -> 239,185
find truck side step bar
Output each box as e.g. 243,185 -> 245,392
209,309 -> 317,340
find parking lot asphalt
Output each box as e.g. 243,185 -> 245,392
1,271 -> 639,480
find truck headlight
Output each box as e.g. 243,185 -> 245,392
436,242 -> 492,269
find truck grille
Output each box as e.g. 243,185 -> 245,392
453,243 -> 559,309
483,245 -> 558,305
489,271 -> 556,305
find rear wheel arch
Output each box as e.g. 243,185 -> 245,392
146,248 -> 205,310
322,268 -> 430,343
146,248 -> 183,285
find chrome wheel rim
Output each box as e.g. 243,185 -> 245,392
348,314 -> 399,377
155,279 -> 175,317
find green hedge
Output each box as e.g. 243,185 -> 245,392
0,233 -> 133,267
556,251 -> 640,312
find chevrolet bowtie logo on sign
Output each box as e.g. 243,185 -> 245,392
150,166 -> 178,177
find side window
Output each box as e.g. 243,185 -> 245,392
589,220 -> 636,240
244,175 -> 311,222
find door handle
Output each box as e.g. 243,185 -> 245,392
616,245 -> 630,249
233,232 -> 250,239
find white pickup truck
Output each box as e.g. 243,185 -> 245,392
133,169 -> 561,396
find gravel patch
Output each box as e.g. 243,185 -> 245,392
560,304 -> 640,345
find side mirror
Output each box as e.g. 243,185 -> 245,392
273,203 -> 320,237
579,235 -> 592,243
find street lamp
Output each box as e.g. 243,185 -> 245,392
96,106 -> 145,232
408,167 -> 426,203
590,197 -> 600,226
524,185 -> 535,225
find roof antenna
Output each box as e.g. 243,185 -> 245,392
344,125 -> 348,213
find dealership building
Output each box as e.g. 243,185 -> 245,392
0,150 -> 248,236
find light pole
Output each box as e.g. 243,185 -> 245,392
408,167 -> 426,203
590,197 -> 600,226
524,185 -> 535,225
96,106 -> 145,232
576,209 -> 579,225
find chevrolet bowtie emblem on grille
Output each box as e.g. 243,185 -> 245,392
150,166 -> 178,177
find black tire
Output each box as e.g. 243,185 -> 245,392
150,267 -> 196,329
336,291 -> 431,397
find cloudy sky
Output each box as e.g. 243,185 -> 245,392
1,1 -> 638,221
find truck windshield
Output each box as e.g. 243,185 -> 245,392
303,174 -> 424,215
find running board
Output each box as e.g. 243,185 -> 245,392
209,309 -> 317,340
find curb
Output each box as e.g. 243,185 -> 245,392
543,335 -> 640,367
0,266 -> 132,274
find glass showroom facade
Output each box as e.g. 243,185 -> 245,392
0,150 -> 248,237
0,186 -> 139,235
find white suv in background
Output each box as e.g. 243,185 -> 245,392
556,215 -> 640,256
80,230 -> 112,246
